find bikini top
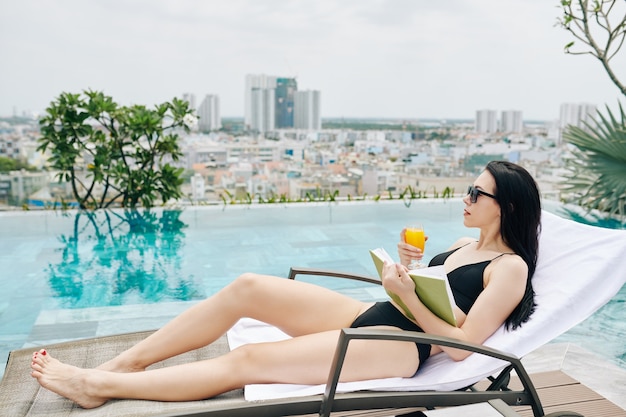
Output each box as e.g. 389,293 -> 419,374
428,244 -> 513,314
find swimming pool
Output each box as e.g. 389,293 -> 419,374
0,199 -> 624,373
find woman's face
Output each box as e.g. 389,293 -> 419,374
463,170 -> 500,228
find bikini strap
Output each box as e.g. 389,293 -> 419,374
491,252 -> 516,261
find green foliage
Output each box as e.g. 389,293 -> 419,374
562,103 -> 626,218
322,120 -> 423,131
216,185 -> 455,207
0,156 -> 37,173
37,90 -> 196,209
0,156 -> 19,173
557,1 -> 626,220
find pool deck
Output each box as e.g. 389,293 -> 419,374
1,299 -> 625,416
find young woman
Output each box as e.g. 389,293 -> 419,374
30,160 -> 541,408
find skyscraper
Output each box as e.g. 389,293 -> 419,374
294,90 -> 321,130
275,78 -> 297,128
500,110 -> 523,133
244,74 -> 321,133
197,94 -> 221,132
250,87 -> 275,133
558,102 -> 597,144
182,93 -> 196,110
559,103 -> 597,130
244,74 -> 277,131
475,109 -> 498,133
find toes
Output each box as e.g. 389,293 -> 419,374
31,363 -> 43,378
31,358 -> 44,372
32,350 -> 51,367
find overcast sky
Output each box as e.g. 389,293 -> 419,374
1,0 -> 624,121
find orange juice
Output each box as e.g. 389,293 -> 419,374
405,227 -> 425,251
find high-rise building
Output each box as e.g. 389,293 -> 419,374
500,110 -> 523,133
250,88 -> 275,133
475,109 -> 498,133
197,94 -> 221,132
244,74 -> 277,130
294,90 -> 321,130
182,93 -> 196,110
559,103 -> 597,129
275,78 -> 297,128
558,102 -> 597,144
244,74 -> 321,133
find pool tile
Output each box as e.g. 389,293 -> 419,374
29,321 -> 99,342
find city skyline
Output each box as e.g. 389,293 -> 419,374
1,0 -> 624,121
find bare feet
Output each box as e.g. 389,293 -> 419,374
30,349 -> 108,409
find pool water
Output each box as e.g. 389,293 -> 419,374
0,199 -> 624,370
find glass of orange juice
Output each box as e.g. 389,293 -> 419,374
405,223 -> 426,269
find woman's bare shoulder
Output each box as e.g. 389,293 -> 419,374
447,237 -> 476,250
489,253 -> 528,282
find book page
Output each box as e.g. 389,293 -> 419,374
409,266 -> 457,326
370,248 -> 457,326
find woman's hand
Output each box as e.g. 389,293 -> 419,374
381,262 -> 415,299
397,228 -> 428,267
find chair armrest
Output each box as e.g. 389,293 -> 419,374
319,328 -> 543,417
288,266 -> 381,285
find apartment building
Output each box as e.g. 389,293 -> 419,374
294,90 -> 321,130
500,110 -> 523,133
475,109 -> 498,134
244,74 -> 320,134
197,94 -> 221,132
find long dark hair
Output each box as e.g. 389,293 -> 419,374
485,160 -> 541,330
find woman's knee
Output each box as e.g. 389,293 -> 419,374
234,272 -> 258,284
226,344 -> 268,383
228,273 -> 267,300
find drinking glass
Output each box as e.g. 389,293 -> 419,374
405,223 -> 426,269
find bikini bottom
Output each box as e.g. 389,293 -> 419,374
350,301 -> 431,371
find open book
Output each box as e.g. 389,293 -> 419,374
369,247 -> 457,326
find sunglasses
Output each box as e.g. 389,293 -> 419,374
467,185 -> 496,203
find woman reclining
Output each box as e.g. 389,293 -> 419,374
30,160 -> 541,408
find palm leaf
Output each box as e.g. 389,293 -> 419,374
562,103 -> 626,219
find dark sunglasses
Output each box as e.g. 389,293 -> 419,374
467,185 -> 496,203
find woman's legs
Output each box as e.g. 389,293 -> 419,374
31,325 -> 419,407
97,273 -> 369,372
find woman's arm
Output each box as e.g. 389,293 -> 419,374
382,256 -> 527,361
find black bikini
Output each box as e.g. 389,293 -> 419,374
350,244 -> 511,372
430,247 -> 510,314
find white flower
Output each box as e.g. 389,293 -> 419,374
183,114 -> 198,129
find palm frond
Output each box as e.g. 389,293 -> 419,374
562,102 -> 626,218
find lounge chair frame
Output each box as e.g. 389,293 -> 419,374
284,266 -> 580,417
1,266 -> 582,417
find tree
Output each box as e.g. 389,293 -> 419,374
0,156 -> 19,173
0,156 -> 37,173
557,1 -> 626,220
557,0 -> 626,96
38,90 -> 197,209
